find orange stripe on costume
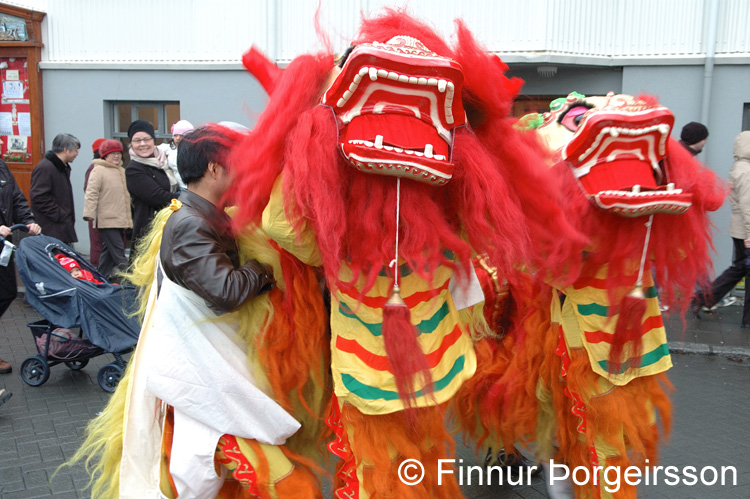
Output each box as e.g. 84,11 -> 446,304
571,276 -> 609,290
584,315 -> 664,344
338,280 -> 449,309
335,325 -> 463,372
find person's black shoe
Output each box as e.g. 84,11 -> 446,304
690,299 -> 702,320
741,323 -> 750,329
484,447 -> 543,478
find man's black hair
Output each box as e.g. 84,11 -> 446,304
177,126 -> 238,185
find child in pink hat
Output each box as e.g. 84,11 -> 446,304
158,120 -> 195,189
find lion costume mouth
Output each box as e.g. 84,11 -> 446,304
322,36 -> 465,185
538,92 -> 693,217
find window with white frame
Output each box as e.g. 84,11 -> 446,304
110,101 -> 181,141
108,101 -> 181,163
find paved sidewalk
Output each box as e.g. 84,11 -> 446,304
1,297 -> 749,498
664,299 -> 750,358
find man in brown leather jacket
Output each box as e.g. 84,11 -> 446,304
145,125 -> 290,496
160,127 -> 274,312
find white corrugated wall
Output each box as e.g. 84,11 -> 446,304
3,0 -> 748,64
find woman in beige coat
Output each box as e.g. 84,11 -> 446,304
83,140 -> 133,279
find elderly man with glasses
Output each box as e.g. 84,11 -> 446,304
29,132 -> 80,245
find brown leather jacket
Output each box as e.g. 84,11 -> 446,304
160,190 -> 274,314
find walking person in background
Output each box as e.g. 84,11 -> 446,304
158,119 -> 194,189
125,120 -> 179,258
695,131 -> 750,326
29,133 -> 80,245
83,140 -> 133,279
679,121 -> 709,156
84,138 -> 106,266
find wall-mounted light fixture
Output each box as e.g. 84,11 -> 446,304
537,65 -> 557,78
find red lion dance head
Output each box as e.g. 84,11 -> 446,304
531,92 -> 725,363
230,10 -> 584,402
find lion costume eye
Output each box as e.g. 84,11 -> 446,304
559,104 -> 590,132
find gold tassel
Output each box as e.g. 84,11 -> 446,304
386,285 -> 406,307
627,282 -> 645,300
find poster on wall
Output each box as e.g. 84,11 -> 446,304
0,14 -> 28,41
0,57 -> 31,163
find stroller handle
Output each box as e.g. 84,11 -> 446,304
0,223 -> 29,243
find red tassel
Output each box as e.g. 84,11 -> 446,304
382,287 -> 434,408
609,285 -> 646,374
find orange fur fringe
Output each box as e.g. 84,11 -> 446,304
338,403 -> 463,498
255,249 -> 332,461
451,274 -> 549,453
544,341 -> 673,499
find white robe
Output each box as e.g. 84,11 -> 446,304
119,271 -> 300,498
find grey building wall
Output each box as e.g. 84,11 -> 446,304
508,66 -> 624,96
41,68 -> 268,255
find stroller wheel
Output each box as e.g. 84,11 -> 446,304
20,356 -> 51,387
64,359 -> 89,371
97,363 -> 124,393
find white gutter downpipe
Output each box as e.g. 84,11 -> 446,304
700,0 -> 719,125
266,0 -> 278,63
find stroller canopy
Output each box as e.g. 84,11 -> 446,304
15,235 -> 140,353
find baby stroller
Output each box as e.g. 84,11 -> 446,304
10,228 -> 140,392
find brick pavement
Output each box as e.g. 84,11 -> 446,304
1,297 -> 749,498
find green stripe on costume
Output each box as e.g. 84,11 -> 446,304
338,301 -> 450,337
340,355 -> 466,401
577,287 -> 658,316
376,250 -> 456,277
597,343 -> 670,374
577,302 -> 609,316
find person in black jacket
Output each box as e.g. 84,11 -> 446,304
679,121 -> 709,156
0,159 -> 41,375
29,133 -> 80,244
124,120 -> 179,258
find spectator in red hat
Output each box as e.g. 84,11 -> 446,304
83,139 -> 133,279
84,138 -> 106,266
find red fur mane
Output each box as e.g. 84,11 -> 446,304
230,9 -> 585,291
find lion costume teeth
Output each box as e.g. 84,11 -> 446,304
323,35 -> 466,185
536,91 -> 695,217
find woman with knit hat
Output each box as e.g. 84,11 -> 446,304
679,121 -> 709,156
83,139 -> 133,278
157,119 -> 194,189
124,119 -> 179,258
